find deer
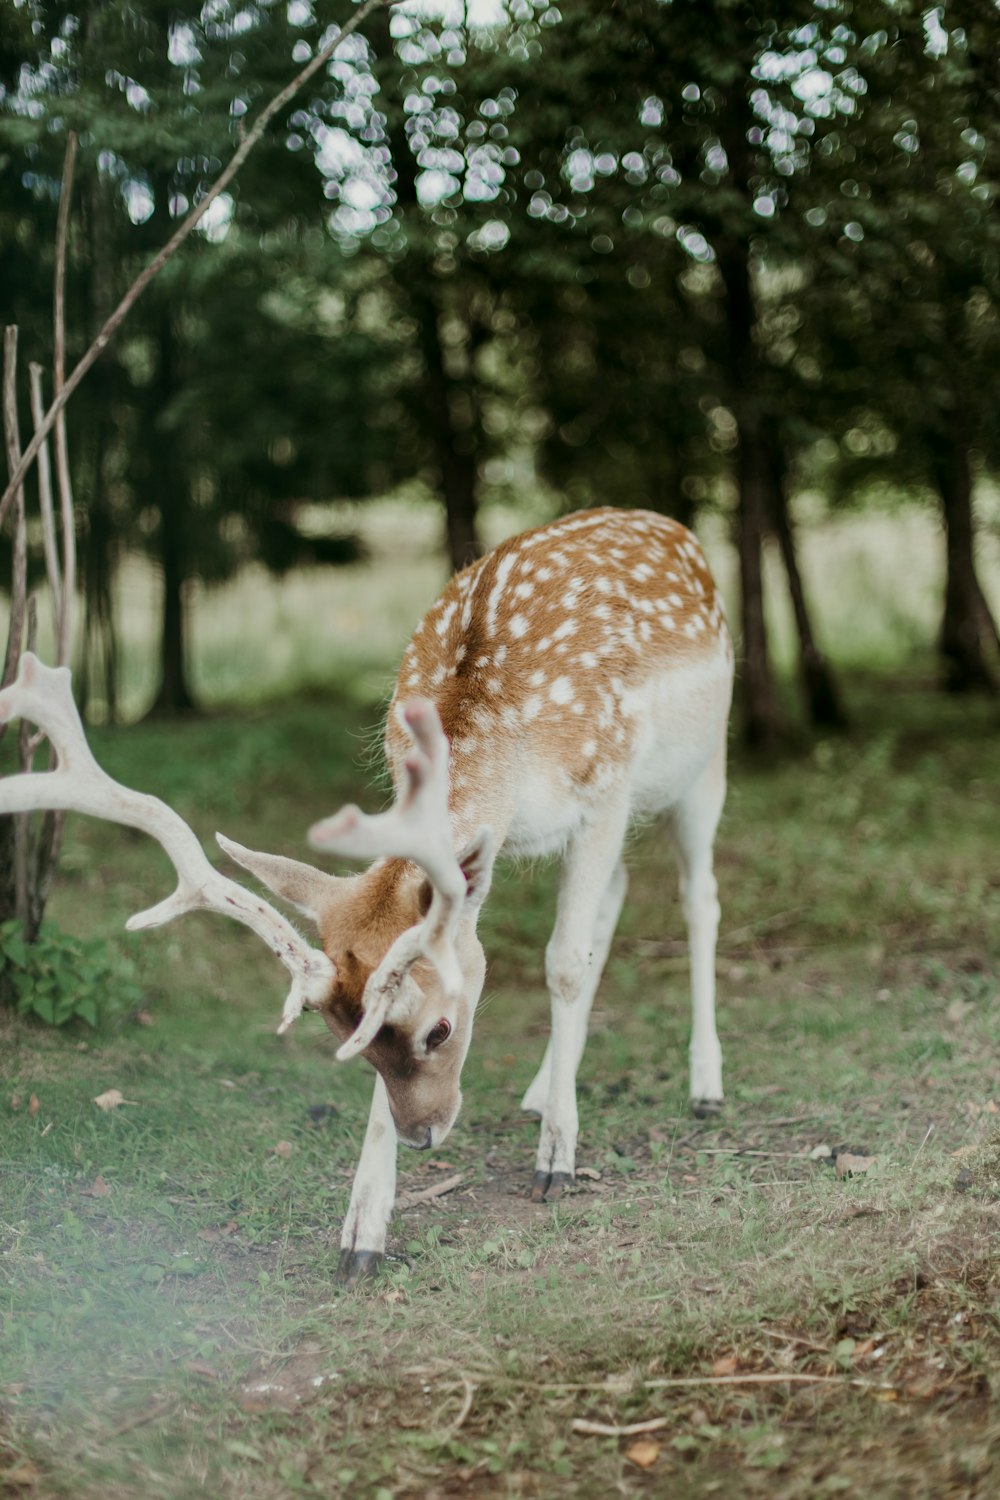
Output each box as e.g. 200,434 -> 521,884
0,506 -> 733,1279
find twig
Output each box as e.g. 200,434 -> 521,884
2,327 -> 28,763
52,132 -> 77,666
441,1377 -> 477,1439
572,1417 -> 670,1438
397,1173 -> 465,1208
0,0 -> 398,527
28,363 -> 62,627
913,1122 -> 935,1161
100,1397 -> 175,1442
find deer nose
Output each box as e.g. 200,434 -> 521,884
399,1126 -> 433,1150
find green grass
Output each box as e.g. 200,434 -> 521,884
2,666 -> 999,1495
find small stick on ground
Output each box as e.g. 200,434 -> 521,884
397,1173 -> 465,1208
572,1417 -> 670,1438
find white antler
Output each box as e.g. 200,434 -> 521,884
308,698 -> 467,1060
0,653 -> 334,1034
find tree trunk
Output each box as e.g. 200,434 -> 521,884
147,300 -> 197,716
769,443 -> 847,729
78,176 -> 120,721
715,241 -> 782,748
935,438 -> 998,693
369,8 -> 483,573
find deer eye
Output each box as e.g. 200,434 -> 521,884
425,1019 -> 451,1051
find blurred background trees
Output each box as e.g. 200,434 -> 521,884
2,0 -> 998,731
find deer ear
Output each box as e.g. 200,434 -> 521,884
216,835 -> 342,924
458,827 -> 495,914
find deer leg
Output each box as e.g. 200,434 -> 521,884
337,1074 -> 397,1282
532,802 -> 630,1202
670,740 -> 727,1116
521,859 -> 627,1116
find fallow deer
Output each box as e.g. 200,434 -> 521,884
0,507 -> 733,1279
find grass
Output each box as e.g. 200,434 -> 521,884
3,489 -> 1000,1498
1,662 -> 998,1498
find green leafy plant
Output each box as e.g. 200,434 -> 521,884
0,919 -> 142,1027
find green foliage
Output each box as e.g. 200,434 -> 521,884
0,919 -> 142,1028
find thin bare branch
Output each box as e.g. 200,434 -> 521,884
53,132 -> 77,666
28,364 -> 62,630
2,328 -> 28,698
0,0 -> 397,528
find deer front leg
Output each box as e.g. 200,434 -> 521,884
521,860 -> 627,1115
338,1074 -> 397,1282
532,805 -> 629,1202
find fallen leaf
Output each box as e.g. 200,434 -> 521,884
576,1166 -> 602,1181
10,1094 -> 20,1112
836,1152 -> 877,1180
28,1094 -> 40,1117
93,1089 -> 136,1112
184,1360 -> 220,1381
809,1143 -> 833,1161
198,1220 -> 239,1242
682,1174 -> 699,1184
135,1009 -> 155,1027
84,1174 -> 111,1198
1,1459 -> 41,1487
270,1141 -> 293,1159
625,1439 -> 661,1469
428,1159 -> 454,1170
711,1354 -> 739,1377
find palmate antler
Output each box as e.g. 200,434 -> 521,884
0,653 -> 334,1032
308,699 -> 480,1061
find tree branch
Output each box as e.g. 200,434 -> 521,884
0,0 -> 398,529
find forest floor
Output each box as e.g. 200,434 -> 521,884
1,673 -> 998,1498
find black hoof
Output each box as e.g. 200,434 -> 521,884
530,1170 -> 574,1202
336,1248 -> 385,1283
691,1098 -> 723,1119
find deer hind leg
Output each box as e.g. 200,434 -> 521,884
670,738 -> 728,1116
532,800 -> 631,1202
521,859 -> 627,1116
337,1074 -> 398,1282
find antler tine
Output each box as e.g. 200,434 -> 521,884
309,699 -> 466,1047
309,699 -> 464,902
0,653 -> 334,1035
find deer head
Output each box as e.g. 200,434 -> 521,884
222,699 -> 495,1147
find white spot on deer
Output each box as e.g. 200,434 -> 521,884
593,603 -> 611,621
514,581 -> 535,600
668,593 -> 683,607
486,553 -> 517,636
487,677 -> 503,694
501,705 -> 519,727
406,671 -> 420,688
509,614 -> 529,639
579,651 -> 598,669
495,644 -> 508,666
536,636 -> 552,654
631,563 -> 654,581
661,615 -> 676,630
535,566 -> 553,583
475,654 -> 491,669
594,577 -> 612,595
571,700 -> 585,714
553,619 -> 577,641
435,600 -> 458,638
582,740 -> 597,758
530,670 -> 547,687
684,621 -> 698,639
549,676 -> 574,705
430,665 -> 446,687
523,694 -> 543,722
